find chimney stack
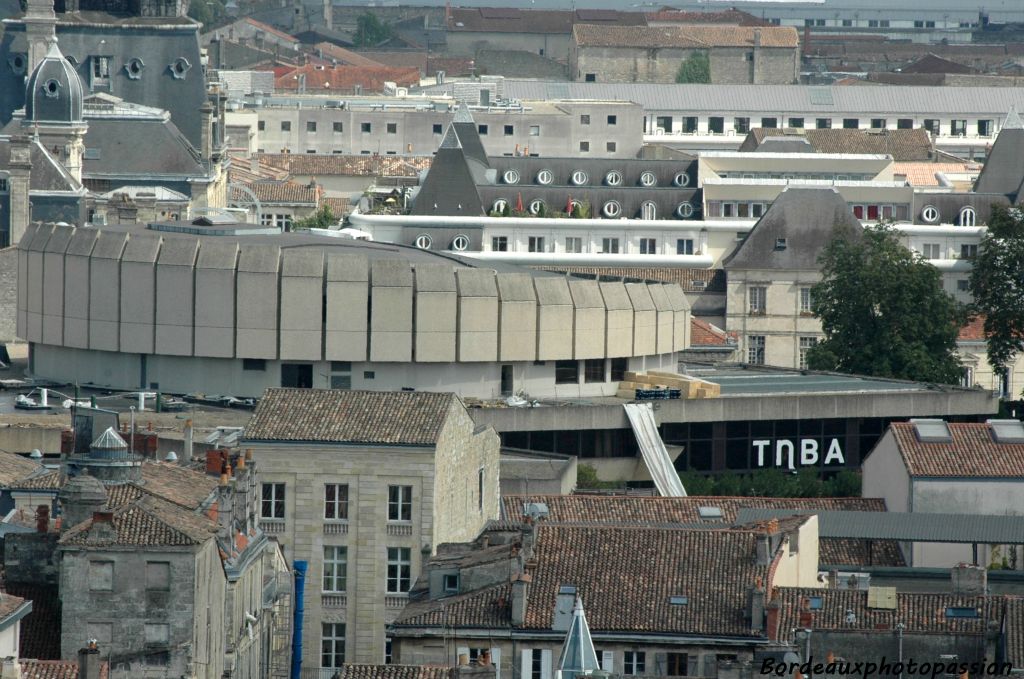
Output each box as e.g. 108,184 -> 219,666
749,580 -> 766,632
35,504 -> 50,534
78,641 -> 101,679
951,563 -> 987,595
183,419 -> 194,463
511,573 -> 530,626
1,657 -> 21,679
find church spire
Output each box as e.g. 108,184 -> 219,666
556,597 -> 601,679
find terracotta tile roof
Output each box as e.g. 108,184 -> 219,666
360,52 -> 475,77
529,267 -> 726,293
895,161 -> 982,186
0,592 -> 27,621
645,9 -> 770,27
742,128 -> 934,161
248,180 -> 319,205
573,24 -> 799,49
322,196 -> 351,215
18,659 -> 110,679
227,154 -> 291,184
313,42 -> 387,68
1007,598 -> 1024,667
890,422 -> 1024,477
274,64 -> 421,94
690,318 -> 733,347
259,153 -> 431,177
59,494 -> 218,548
958,315 -> 987,342
502,495 -> 904,567
449,8 -> 646,34
138,461 -> 218,510
333,666 -> 455,679
11,469 -> 63,490
242,17 -> 299,44
0,451 -> 45,487
105,483 -> 144,509
397,582 -> 513,628
245,388 -> 457,445
775,588 -> 1002,637
3,583 -> 60,659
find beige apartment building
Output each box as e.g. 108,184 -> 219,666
242,388 -> 501,671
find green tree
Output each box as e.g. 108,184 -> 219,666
824,470 -> 862,497
575,463 -> 619,490
795,467 -> 823,497
968,205 -> 1024,387
291,204 -> 335,231
675,51 -> 710,84
354,12 -> 392,47
501,202 -> 512,217
807,224 -> 965,384
679,471 -> 715,496
714,471 -> 743,496
187,0 -> 226,27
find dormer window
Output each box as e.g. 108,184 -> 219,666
125,57 -> 145,80
604,170 -> 622,186
8,54 -> 26,75
570,170 -> 588,186
503,169 -> 520,185
921,205 -> 940,224
673,172 -> 691,187
959,206 -> 976,227
443,573 -> 460,594
42,79 -> 61,98
536,169 -> 554,185
676,202 -> 694,219
602,201 -> 622,218
639,171 -> 657,187
775,238 -> 788,250
170,57 -> 191,80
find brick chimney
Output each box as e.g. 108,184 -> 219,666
951,563 -> 987,595
78,641 -> 101,679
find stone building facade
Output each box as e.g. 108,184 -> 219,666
242,388 -> 501,669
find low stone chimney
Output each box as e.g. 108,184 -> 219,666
511,573 -> 531,626
78,641 -> 101,679
749,579 -> 766,632
755,534 -> 772,565
951,563 -> 987,595
1,657 -> 21,679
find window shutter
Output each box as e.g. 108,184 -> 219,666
521,650 -> 532,679
601,651 -> 614,672
654,653 -> 667,675
458,648 -> 469,665
541,649 -> 552,679
492,647 -> 502,679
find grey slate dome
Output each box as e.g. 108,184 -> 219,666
25,39 -> 84,125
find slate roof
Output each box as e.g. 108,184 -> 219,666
530,267 -> 725,293
248,180 -> 319,205
245,388 -> 457,445
722,187 -> 863,271
259,153 -> 431,177
448,8 -> 646,34
241,17 -> 300,44
1007,598 -> 1024,667
82,118 -> 205,179
502,495 -> 904,567
274,65 -> 421,93
0,136 -> 82,193
973,124 -> 1024,201
645,9 -> 769,27
59,494 -> 218,548
0,451 -> 44,487
901,53 -> 977,75
774,588 -> 1001,637
2,583 -> 60,659
890,422 -> 1024,477
739,128 -> 935,161
410,127 -> 485,217
573,24 -> 799,49
330,666 -> 454,679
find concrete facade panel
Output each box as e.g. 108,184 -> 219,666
194,240 -> 239,358
280,250 -> 324,361
236,245 -> 281,360
155,239 -> 200,357
456,270 -> 498,362
415,291 -> 457,362
370,286 -> 412,362
25,225 -> 52,344
87,231 -> 128,353
118,235 -> 162,355
497,273 -> 537,362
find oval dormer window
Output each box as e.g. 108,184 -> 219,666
8,54 -> 26,75
529,199 -> 546,216
503,169 -> 520,185
921,205 -> 940,224
451,234 -> 471,251
536,169 -> 554,185
170,57 -> 191,79
42,79 -> 61,98
605,170 -> 622,186
640,171 -> 657,187
676,202 -> 694,219
959,206 -> 976,227
570,170 -> 588,186
414,234 -> 432,250
125,57 -> 145,80
602,200 -> 622,218
673,172 -> 691,187
492,198 -> 509,214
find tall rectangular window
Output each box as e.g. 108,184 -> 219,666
978,120 -> 994,137
656,116 -> 673,132
683,116 -> 698,133
960,244 -> 978,259
922,243 -> 942,259
799,337 -> 818,370
323,546 -> 347,593
89,561 -> 114,591
145,562 -> 170,591
610,358 -> 628,382
333,122 -> 343,133
386,547 -> 412,593
555,360 -> 579,385
564,237 -> 582,253
667,653 -> 689,676
734,117 -> 750,134
492,236 -> 508,252
623,652 -> 646,675
528,236 -> 546,253
387,485 -> 412,522
325,483 -> 349,520
799,287 -> 813,314
748,286 -> 767,314
601,238 -> 619,254
322,623 -> 346,668
261,482 -> 285,519
923,119 -> 940,136
709,116 -> 724,133
584,359 -> 605,384
677,239 -> 694,255
952,120 -> 967,136
748,336 -> 766,365
639,238 -> 657,255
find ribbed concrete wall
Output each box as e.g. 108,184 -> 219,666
17,227 -> 691,364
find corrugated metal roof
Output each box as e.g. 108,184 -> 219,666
447,81 -> 1024,116
735,509 -> 1024,544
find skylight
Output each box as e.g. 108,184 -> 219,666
698,506 -> 723,520
669,596 -> 688,605
945,607 -> 979,619
988,419 -> 1024,444
910,418 -> 952,443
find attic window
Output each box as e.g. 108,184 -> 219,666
43,79 -> 61,98
570,170 -> 589,186
443,573 -> 460,594
451,234 -> 471,251
808,596 -> 823,610
676,202 -> 694,219
775,238 -> 788,251
921,205 -> 940,224
697,506 -> 723,520
988,419 -> 1024,444
910,418 -> 952,443
503,169 -> 520,185
125,57 -> 145,80
170,57 -> 191,80
669,596 -> 688,605
414,234 -> 432,250
945,607 -> 980,619
8,54 -> 26,75
639,171 -> 658,187
605,170 -> 622,186
536,169 -> 554,186
558,584 -> 577,595
673,172 -> 691,187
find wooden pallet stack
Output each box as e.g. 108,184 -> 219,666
615,371 -> 722,401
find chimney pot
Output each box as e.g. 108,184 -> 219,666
92,511 -> 113,524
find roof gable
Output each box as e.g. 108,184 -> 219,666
973,124 -> 1024,201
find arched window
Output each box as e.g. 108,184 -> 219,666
529,199 -> 546,215
503,169 -> 520,185
959,206 -> 976,227
640,201 -> 657,220
673,172 -> 691,187
536,169 -> 554,185
921,205 -> 940,224
605,170 -> 622,186
492,199 -> 509,214
639,171 -> 657,187
414,234 -> 432,249
570,170 -> 589,186
451,234 -> 471,251
602,201 -> 622,218
676,202 -> 694,219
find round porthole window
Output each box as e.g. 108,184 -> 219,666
536,169 -> 554,185
529,199 -> 546,215
921,205 -> 940,224
414,233 -> 432,249
605,170 -> 622,186
503,169 -> 520,185
640,171 -> 657,187
602,200 -> 622,218
676,202 -> 694,219
673,172 -> 691,187
570,170 -> 588,186
9,54 -> 26,75
451,234 -> 471,251
42,79 -> 60,98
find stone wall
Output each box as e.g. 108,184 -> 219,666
3,532 -> 60,585
572,45 -> 799,84
0,247 -> 19,343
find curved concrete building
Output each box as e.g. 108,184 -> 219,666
17,221 -> 690,398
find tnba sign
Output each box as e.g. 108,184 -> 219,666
753,438 -> 845,469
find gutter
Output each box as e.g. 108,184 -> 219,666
388,625 -> 771,647
457,251 -> 715,268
